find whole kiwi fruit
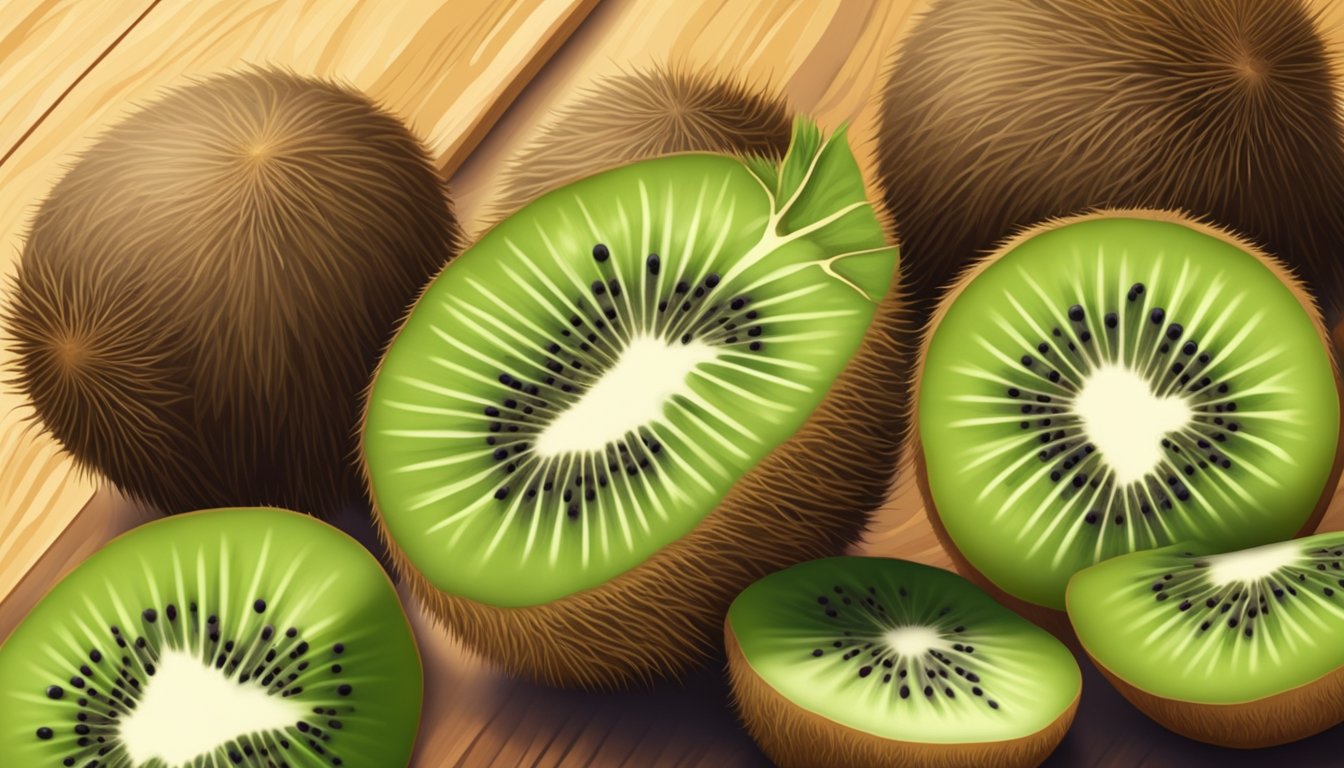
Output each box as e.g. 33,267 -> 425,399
4,66 -> 462,516
362,68 -> 908,688
877,0 -> 1344,331
490,66 -> 796,217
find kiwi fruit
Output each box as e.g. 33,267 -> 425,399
4,66 -> 461,516
361,119 -> 904,688
916,210 -> 1343,621
877,0 -> 1344,329
491,66 -> 795,217
1067,531 -> 1344,747
725,557 -> 1081,768
0,508 -> 422,766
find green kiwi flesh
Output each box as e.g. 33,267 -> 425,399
1067,532 -> 1344,747
0,508 -> 422,766
362,119 -> 898,684
725,557 -> 1080,767
917,211 -> 1342,612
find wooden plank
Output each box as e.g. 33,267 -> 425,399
0,0 -> 158,610
0,0 -> 156,165
0,0 -> 596,605
5,0 -> 1344,766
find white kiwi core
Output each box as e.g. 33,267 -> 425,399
118,648 -> 305,766
883,625 -> 944,657
1205,540 -> 1305,588
534,334 -> 717,456
1074,364 -> 1191,485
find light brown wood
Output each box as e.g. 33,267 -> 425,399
5,0 -> 1344,766
0,0 -> 154,165
0,0 -> 597,606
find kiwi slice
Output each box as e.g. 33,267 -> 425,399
0,508 -> 421,766
725,557 -> 1080,768
4,67 -> 460,515
1068,532 -> 1344,748
362,119 -> 902,687
877,0 -> 1344,329
916,210 -> 1343,614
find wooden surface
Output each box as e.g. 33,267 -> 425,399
0,0 -> 597,604
3,0 -> 1344,765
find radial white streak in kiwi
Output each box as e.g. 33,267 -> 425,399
433,310 -> 584,411
467,276 -> 621,370
425,486 -> 496,536
1043,472 -> 1108,565
666,204 -> 740,348
690,368 -> 789,413
705,355 -> 814,389
655,417 -> 729,485
627,433 -> 672,525
650,428 -> 718,495
530,335 -> 713,456
456,284 -> 620,370
720,352 -> 811,379
500,244 -> 595,351
1017,270 -> 1098,372
1003,290 -> 1089,385
981,435 -> 1059,512
118,647 -> 307,766
1074,364 -> 1191,485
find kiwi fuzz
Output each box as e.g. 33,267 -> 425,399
911,209 -> 1344,629
366,281 -> 908,688
877,0 -> 1344,331
365,69 -> 909,687
4,66 -> 462,516
1087,650 -> 1344,749
490,66 -> 795,218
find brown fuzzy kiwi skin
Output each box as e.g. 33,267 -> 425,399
488,66 -> 795,217
360,67 -> 911,688
877,0 -> 1344,332
1089,659 -> 1344,749
910,209 -> 1344,638
724,620 -> 1078,768
4,65 -> 462,516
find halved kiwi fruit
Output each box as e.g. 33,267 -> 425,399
4,66 -> 460,516
0,508 -> 422,766
916,210 -> 1343,619
725,557 -> 1080,768
877,0 -> 1344,329
1068,532 -> 1344,748
361,119 -> 903,688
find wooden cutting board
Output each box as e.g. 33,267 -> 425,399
2,1 -> 1343,765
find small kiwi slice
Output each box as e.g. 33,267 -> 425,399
1067,532 -> 1344,748
725,557 -> 1081,768
491,66 -> 795,217
4,66 -> 460,516
362,119 -> 902,687
916,210 -> 1343,617
877,0 -> 1344,329
0,508 -> 421,766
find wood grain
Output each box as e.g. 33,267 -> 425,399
4,0 -> 1344,766
0,0 -> 597,606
